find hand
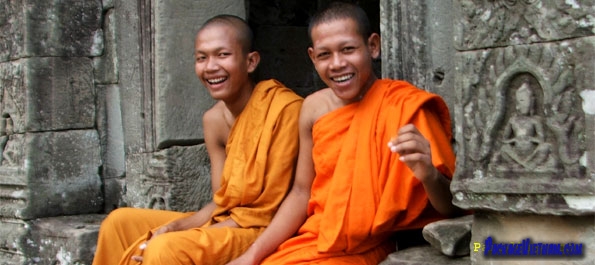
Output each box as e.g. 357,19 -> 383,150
387,124 -> 437,183
130,225 -> 173,262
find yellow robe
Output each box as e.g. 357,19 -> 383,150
92,79 -> 302,265
261,79 -> 455,264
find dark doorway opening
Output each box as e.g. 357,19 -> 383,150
248,0 -> 380,98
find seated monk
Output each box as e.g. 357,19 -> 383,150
91,14 -> 302,265
228,2 -> 463,265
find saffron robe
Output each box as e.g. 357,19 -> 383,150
261,79 -> 455,264
91,79 -> 302,265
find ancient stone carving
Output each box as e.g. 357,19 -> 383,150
490,78 -> 558,173
456,40 -> 589,181
455,0 -> 595,49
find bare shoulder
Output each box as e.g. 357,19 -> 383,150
203,101 -> 231,145
301,88 -> 335,124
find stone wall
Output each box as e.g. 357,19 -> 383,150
450,0 -> 595,264
1,0 -> 593,264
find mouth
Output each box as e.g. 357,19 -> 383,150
331,74 -> 354,83
206,77 -> 227,85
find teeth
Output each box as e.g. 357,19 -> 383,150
207,77 -> 226,84
333,74 -> 353,82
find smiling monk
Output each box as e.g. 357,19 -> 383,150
227,2 -> 462,265
91,15 -> 302,265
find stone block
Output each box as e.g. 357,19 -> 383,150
470,212 -> 595,265
24,215 -> 103,265
452,37 -> 595,215
1,58 -> 96,134
125,144 -> 212,212
380,244 -> 471,265
0,218 -> 27,264
93,9 -> 118,85
423,215 -> 473,257
453,0 -> 595,50
0,0 -> 24,62
21,0 -> 103,57
0,130 -> 102,219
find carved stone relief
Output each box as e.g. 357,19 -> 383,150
452,37 -> 593,201
454,0 -> 595,50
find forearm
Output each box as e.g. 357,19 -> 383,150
169,201 -> 217,231
243,189 -> 310,263
422,169 -> 462,217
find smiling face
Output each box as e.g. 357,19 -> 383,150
308,18 -> 380,103
194,23 -> 259,102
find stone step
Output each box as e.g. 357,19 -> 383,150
0,214 -> 104,265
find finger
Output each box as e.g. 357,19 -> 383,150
132,255 -> 143,262
392,138 -> 429,154
397,124 -> 420,135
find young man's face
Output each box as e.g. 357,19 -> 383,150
308,18 -> 379,102
194,24 -> 257,101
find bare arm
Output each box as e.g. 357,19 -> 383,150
226,97 -> 318,265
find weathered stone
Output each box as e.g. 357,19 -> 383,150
453,0 -> 595,50
125,144 -> 212,212
24,215 -> 103,265
115,0 -> 149,154
0,218 -> 27,264
452,37 -> 595,215
0,130 -> 102,219
470,212 -> 595,265
380,245 -> 471,265
22,0 -> 103,57
93,9 -> 118,85
0,0 -> 24,62
423,215 -> 473,257
25,57 -> 96,132
0,60 -> 24,133
380,0 -> 456,113
153,0 -> 242,149
102,0 -> 114,10
96,85 -> 126,213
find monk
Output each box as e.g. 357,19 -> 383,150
91,15 -> 302,265
227,2 -> 462,265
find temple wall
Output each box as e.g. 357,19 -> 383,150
0,0 -> 593,264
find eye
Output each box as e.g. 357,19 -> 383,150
316,51 -> 330,59
195,55 -> 206,62
342,46 -> 356,53
219,52 -> 231,57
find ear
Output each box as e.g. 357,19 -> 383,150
367,33 -> 381,59
307,47 -> 316,63
247,51 -> 260,73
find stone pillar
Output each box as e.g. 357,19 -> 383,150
0,1 -> 103,264
380,0 -> 455,111
450,1 -> 595,264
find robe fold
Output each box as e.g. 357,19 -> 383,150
91,79 -> 302,265
261,79 -> 455,265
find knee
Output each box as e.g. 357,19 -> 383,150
101,208 -> 131,228
142,235 -> 182,263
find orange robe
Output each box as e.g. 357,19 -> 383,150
92,79 -> 302,265
261,79 -> 455,264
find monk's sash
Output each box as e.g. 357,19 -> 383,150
211,79 -> 302,228
307,79 -> 455,253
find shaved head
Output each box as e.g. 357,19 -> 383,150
199,15 -> 254,54
308,2 -> 372,44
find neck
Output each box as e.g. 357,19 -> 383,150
224,81 -> 255,118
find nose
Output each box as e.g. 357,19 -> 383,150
329,53 -> 345,70
205,57 -> 219,71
